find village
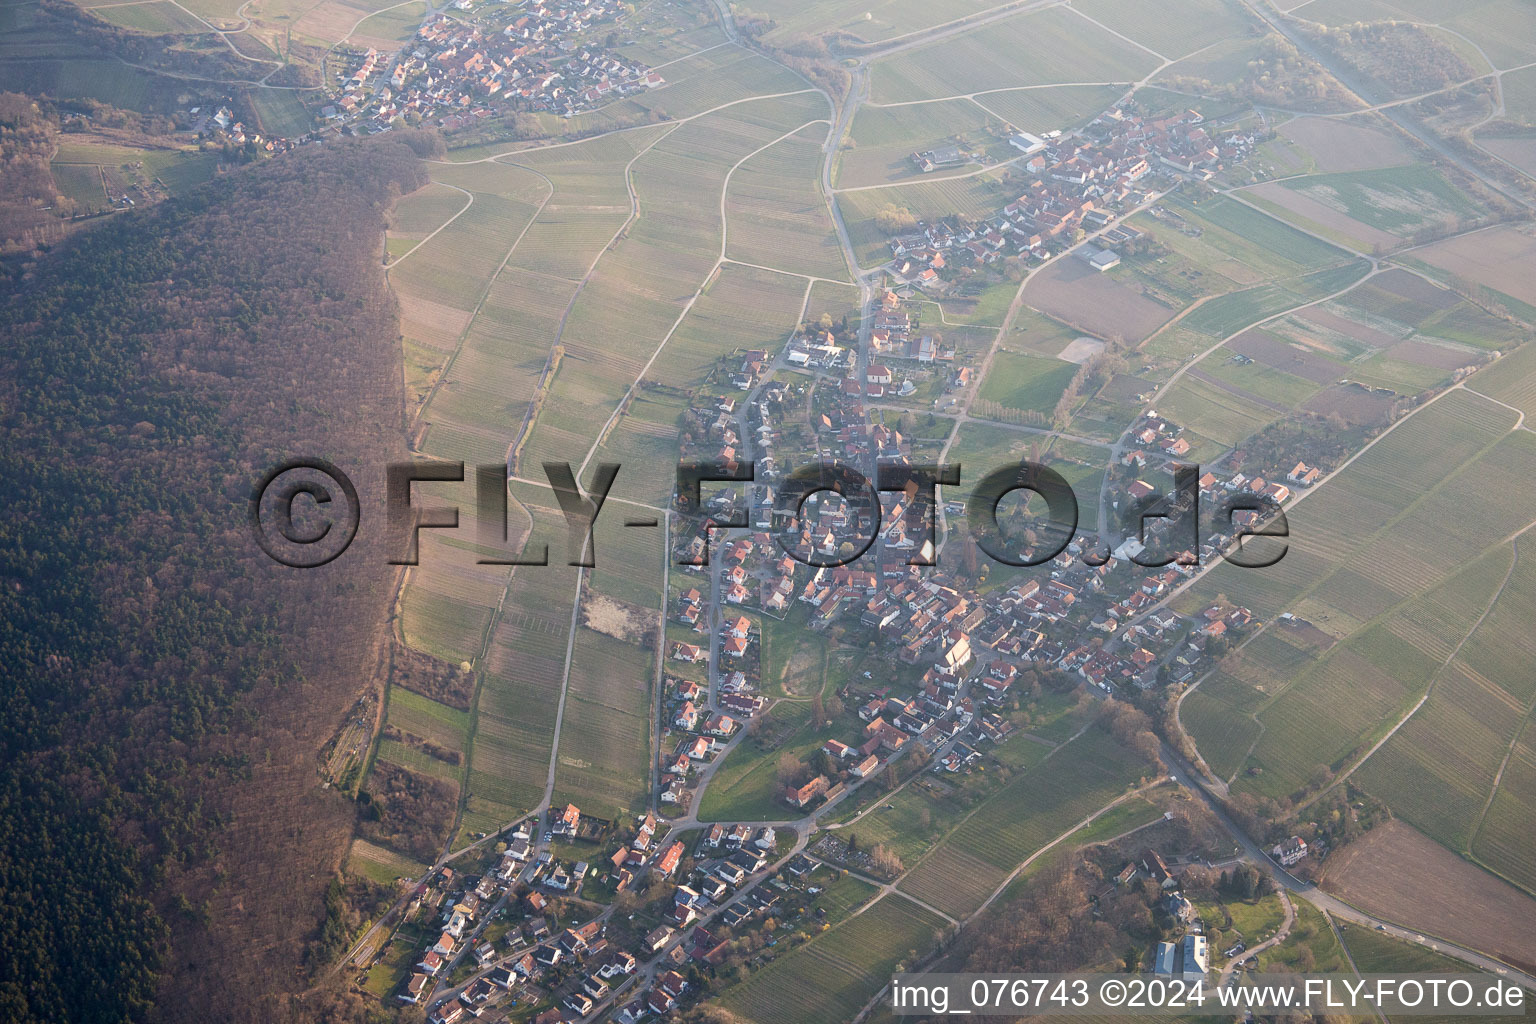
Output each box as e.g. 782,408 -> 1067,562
180,0 -> 664,152
882,106 -> 1257,295
371,53 -> 1494,1024
324,0 -> 663,133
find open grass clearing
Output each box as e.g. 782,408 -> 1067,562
977,349 -> 1079,416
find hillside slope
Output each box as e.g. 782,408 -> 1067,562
0,134 -> 428,1024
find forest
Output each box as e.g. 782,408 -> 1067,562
0,92 -> 69,254
0,132 -> 431,1023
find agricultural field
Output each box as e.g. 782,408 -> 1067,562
398,492 -> 568,843
868,5 -> 1159,105
385,687 -> 470,755
1179,390 -> 1536,800
1320,820 -> 1536,972
537,502 -> 666,821
725,122 -> 848,280
386,158 -> 554,413
1335,923 -> 1498,1024
806,279 -> 863,327
89,1 -> 211,34
345,838 -> 428,887
1001,307 -> 1094,358
50,139 -> 220,201
1476,132 -> 1536,180
1473,333 -> 1536,417
229,0 -> 418,51
551,626 -> 656,821
838,99 -> 1002,189
1179,688 -> 1263,780
612,10 -> 724,66
1420,0 -> 1536,70
833,170 -> 1013,268
980,84 -> 1129,137
714,895 -> 946,1024
1279,165 -> 1483,233
1155,373 -> 1282,451
1277,115 -> 1413,173
396,532 -> 508,668
830,779 -> 977,869
1411,223 -> 1536,309
739,0 -> 1014,46
843,85 -> 1124,191
896,723 -> 1153,918
1200,347 -> 1327,408
918,287 -> 1011,329
49,159 -> 106,209
1024,257 -> 1178,345
589,386 -> 692,510
1497,63 -> 1536,128
108,0 -> 238,27
976,350 -> 1080,417
517,93 -> 829,473
648,262 -> 808,391
1248,165 -> 1486,252
1073,0 -> 1255,60
1352,653 -> 1523,857
348,0 -> 427,46
1163,266 -> 1489,445
1126,208 -> 1314,300
1176,193 -> 1358,275
1112,195 -> 1363,341
1473,722 -> 1536,899
1174,260 -> 1371,340
384,181 -> 469,259
625,45 -> 815,124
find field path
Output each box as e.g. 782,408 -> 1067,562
803,854 -> 960,925
573,115 -> 832,482
384,181 -> 472,268
1240,0 -> 1536,212
396,168 -> 554,438
1300,528 -> 1527,812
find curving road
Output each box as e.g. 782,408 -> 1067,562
1160,740 -> 1536,990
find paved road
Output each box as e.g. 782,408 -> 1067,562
1161,741 -> 1536,991
1218,888 -> 1295,987
1240,0 -> 1534,212
365,1 -> 1536,1010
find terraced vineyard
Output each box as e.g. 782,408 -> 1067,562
868,5 -> 1158,104
898,723 -> 1153,917
716,896 -> 947,1024
1180,390 -> 1536,800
